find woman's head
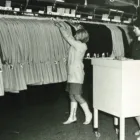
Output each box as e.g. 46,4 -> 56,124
74,28 -> 89,43
133,19 -> 140,29
132,19 -> 140,37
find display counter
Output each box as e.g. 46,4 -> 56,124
91,58 -> 140,140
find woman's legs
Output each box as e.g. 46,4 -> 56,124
63,83 -> 92,125
74,94 -> 85,104
69,94 -> 77,102
63,95 -> 78,124
74,95 -> 92,125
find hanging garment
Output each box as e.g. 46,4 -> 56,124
106,25 -> 124,57
0,18 -> 72,93
117,26 -> 130,57
0,58 -> 4,96
8,19 -> 27,91
2,19 -> 27,92
120,26 -> 133,44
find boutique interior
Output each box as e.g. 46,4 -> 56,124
0,0 -> 139,140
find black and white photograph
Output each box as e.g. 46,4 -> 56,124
0,0 -> 139,140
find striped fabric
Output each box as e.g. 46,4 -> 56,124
0,58 -> 4,96
106,25 -> 125,57
0,17 -> 132,94
0,18 -> 71,93
119,26 -> 133,44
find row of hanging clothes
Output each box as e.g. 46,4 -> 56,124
0,17 -> 73,95
0,16 -> 133,95
80,21 -> 133,58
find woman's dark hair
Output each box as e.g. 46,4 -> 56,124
132,19 -> 140,29
75,28 -> 89,43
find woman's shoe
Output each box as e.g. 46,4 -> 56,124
83,112 -> 92,125
135,130 -> 140,136
63,102 -> 78,125
63,118 -> 77,124
80,102 -> 93,125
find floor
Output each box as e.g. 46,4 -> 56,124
0,82 -> 139,140
0,60 -> 139,140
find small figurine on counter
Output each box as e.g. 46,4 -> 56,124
96,54 -> 99,58
102,53 -> 105,58
93,53 -> 96,58
106,52 -> 109,57
86,53 -> 90,59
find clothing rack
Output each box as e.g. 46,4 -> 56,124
0,14 -> 132,28
0,0 -> 137,25
0,12 -> 132,95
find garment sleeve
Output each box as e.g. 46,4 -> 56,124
59,27 -> 79,49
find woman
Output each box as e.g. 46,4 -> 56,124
130,19 -> 140,138
55,22 -> 92,125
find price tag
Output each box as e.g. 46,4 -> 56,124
0,6 -> 5,10
102,14 -> 110,21
63,13 -> 71,17
70,14 -> 75,17
76,15 -> 81,18
57,8 -> 65,15
5,1 -> 11,7
5,7 -> 12,11
123,20 -> 130,24
112,16 -> 121,23
110,9 -> 117,12
117,10 -> 124,13
51,12 -> 59,15
88,16 -> 92,19
35,14 -> 38,16
38,10 -> 44,14
47,6 -> 52,14
26,9 -> 32,13
65,8 -> 70,14
14,8 -> 20,12
71,9 -> 76,15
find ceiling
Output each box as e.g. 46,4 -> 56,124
0,0 -> 138,18
0,0 -> 138,9
37,0 -> 138,6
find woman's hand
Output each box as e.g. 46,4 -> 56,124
71,23 -> 84,31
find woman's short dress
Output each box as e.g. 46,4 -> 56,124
66,83 -> 83,95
